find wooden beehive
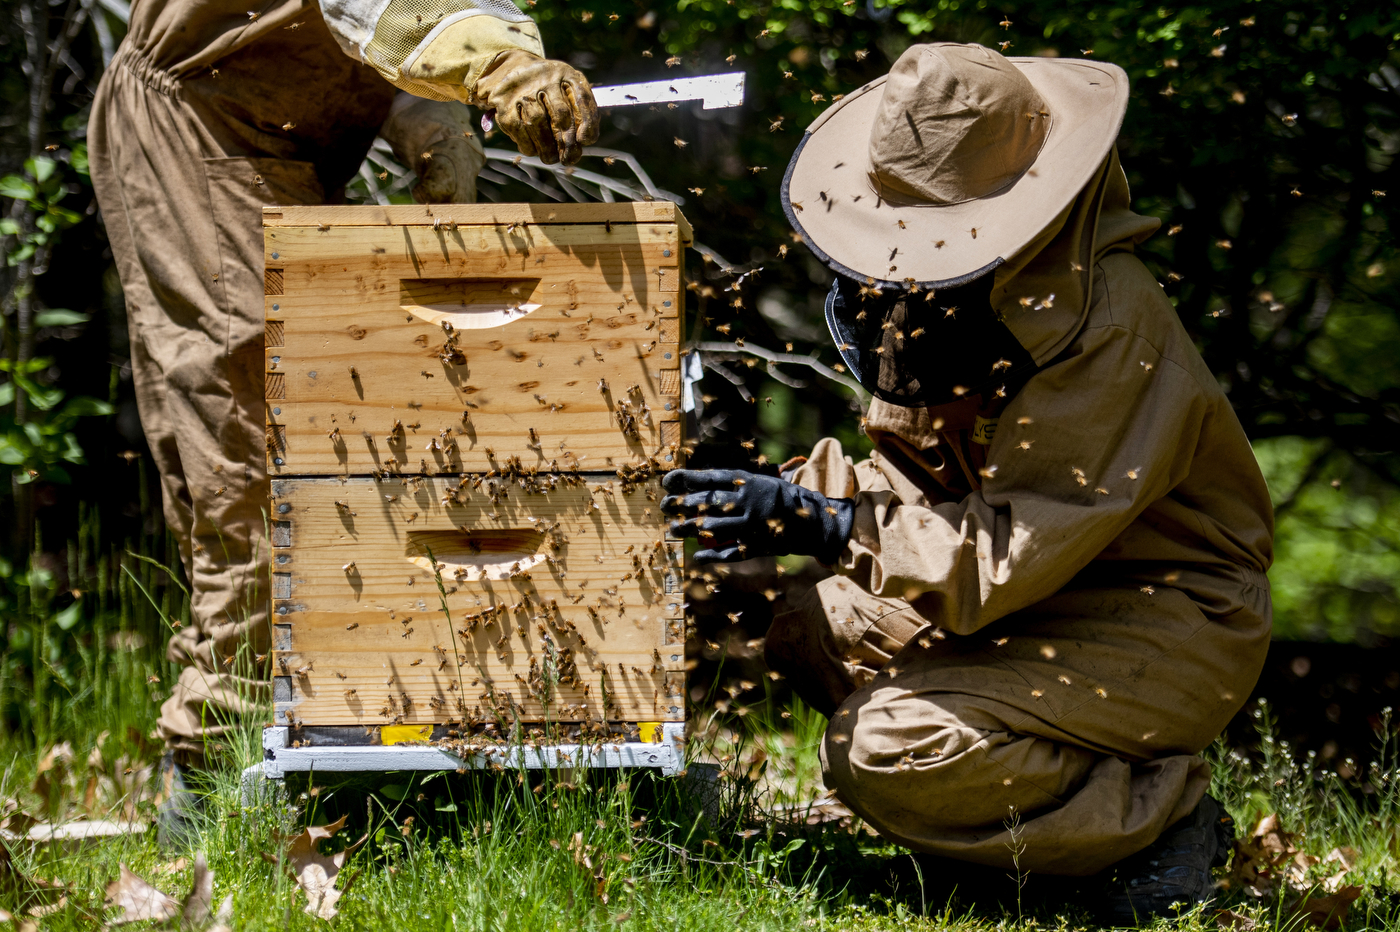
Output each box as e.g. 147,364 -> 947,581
264,203 -> 689,735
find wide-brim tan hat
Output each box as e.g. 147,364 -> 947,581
782,44 -> 1129,287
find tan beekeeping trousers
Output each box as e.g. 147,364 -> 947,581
767,571 -> 1269,876
89,31 -> 396,762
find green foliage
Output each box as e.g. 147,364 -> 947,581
0,355 -> 113,485
0,513 -> 182,747
0,155 -> 83,267
1256,437 -> 1400,643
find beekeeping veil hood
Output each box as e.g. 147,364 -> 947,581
782,43 -> 1159,406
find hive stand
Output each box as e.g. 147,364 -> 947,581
244,202 -> 692,795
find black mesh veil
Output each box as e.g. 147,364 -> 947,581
824,273 -> 1038,407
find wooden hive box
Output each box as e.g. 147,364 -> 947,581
264,203 -> 689,740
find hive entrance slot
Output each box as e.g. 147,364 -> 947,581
405,529 -> 547,581
400,278 -> 542,330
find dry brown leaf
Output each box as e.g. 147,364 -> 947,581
104,855 -> 224,930
0,811 -> 41,837
0,836 -> 68,915
1215,908 -> 1258,931
0,835 -> 17,892
182,853 -> 214,929
21,819 -> 149,845
206,895 -> 234,932
1323,846 -> 1359,872
106,863 -> 180,925
26,894 -> 66,917
1293,884 -> 1364,929
32,743 -> 75,801
273,815 -> 367,920
1223,811 -> 1311,896
154,857 -> 191,877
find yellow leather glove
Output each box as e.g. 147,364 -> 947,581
380,94 -> 485,203
414,134 -> 485,203
474,49 -> 599,165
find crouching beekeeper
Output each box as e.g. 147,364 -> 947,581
89,0 -> 595,843
662,43 -> 1272,920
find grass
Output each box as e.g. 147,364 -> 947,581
3,549 -> 1400,931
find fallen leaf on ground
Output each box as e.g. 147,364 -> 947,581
206,895 -> 234,932
1215,908 -> 1258,930
182,854 -> 214,928
106,863 -> 180,925
32,743 -> 75,801
271,815 -> 366,920
1293,884 -> 1363,930
105,854 -> 224,929
1,836 -> 68,913
0,810 -> 41,837
1320,846 -> 1359,890
19,819 -> 149,844
1323,846 -> 1359,871
26,894 -> 67,917
1224,811 -> 1314,896
155,857 -> 191,877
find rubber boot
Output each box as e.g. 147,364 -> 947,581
1104,794 -> 1234,924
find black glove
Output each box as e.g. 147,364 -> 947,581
661,469 -> 855,565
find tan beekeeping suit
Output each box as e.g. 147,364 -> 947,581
767,150 -> 1273,876
89,0 -> 541,761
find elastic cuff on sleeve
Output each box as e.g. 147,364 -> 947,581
371,13 -> 543,103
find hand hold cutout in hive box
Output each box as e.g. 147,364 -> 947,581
400,279 -> 542,331
405,528 -> 547,582
264,203 -> 688,476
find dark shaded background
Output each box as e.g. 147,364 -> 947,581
1,0 -> 1397,752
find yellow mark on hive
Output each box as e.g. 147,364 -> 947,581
638,722 -> 663,743
382,724 -> 432,745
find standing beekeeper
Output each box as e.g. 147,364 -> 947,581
89,0 -> 597,842
662,43 -> 1272,920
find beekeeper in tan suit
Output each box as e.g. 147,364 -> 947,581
88,0 -> 596,834
664,43 -> 1272,921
